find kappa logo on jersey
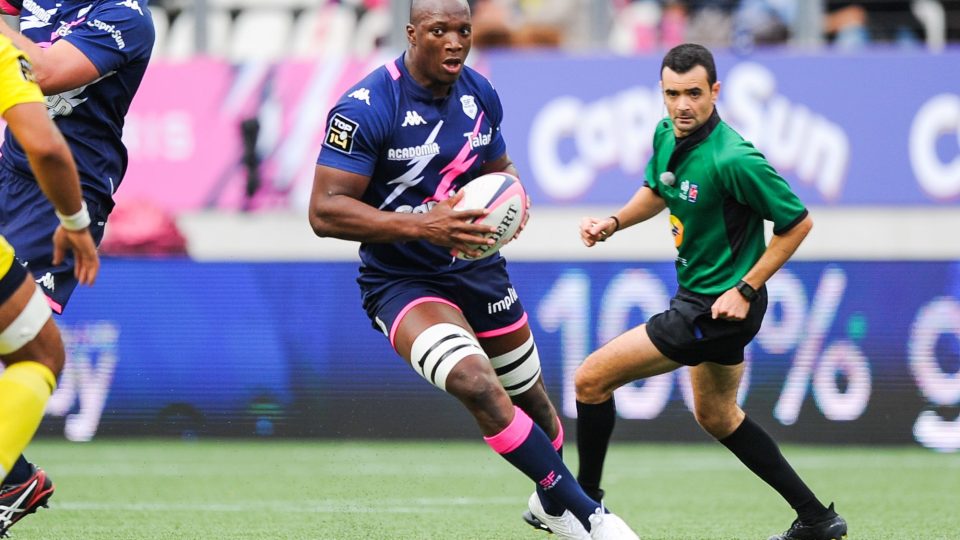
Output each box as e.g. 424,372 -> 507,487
36,272 -> 55,292
17,56 -> 37,84
116,0 -> 144,16
460,95 -> 477,119
324,113 -> 359,154
401,110 -> 426,127
349,88 -> 371,106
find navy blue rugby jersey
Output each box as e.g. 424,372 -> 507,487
0,0 -> 154,205
317,53 -> 509,275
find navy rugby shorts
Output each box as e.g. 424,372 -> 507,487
0,237 -> 29,305
646,286 -> 767,366
358,257 -> 527,350
0,166 -> 108,313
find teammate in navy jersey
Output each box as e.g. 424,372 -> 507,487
310,1 -> 638,538
0,0 -> 153,531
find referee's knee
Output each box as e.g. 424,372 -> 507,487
574,363 -> 609,404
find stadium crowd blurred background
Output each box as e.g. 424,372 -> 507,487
1,1 -> 958,456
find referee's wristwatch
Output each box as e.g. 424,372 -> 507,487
735,279 -> 759,302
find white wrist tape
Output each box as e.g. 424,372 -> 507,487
56,201 -> 91,231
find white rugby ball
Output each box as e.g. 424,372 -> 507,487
451,172 -> 527,260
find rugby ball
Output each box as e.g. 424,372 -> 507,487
451,172 -> 527,260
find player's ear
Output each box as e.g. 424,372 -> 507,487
711,81 -> 721,102
406,23 -> 416,46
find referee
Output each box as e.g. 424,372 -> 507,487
574,43 -> 848,540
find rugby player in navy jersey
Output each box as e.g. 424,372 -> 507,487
310,1 -> 638,538
0,0 -> 153,530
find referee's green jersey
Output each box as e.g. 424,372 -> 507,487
643,111 -> 808,296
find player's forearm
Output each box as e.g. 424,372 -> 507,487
741,214 -> 813,288
4,103 -> 84,215
309,195 -> 421,243
27,142 -> 84,217
613,186 -> 666,230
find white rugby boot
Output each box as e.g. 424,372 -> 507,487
588,508 -> 641,540
525,491 -> 590,540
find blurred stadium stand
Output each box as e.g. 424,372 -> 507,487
144,0 -> 960,61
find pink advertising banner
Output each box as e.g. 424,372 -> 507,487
117,56 -> 390,212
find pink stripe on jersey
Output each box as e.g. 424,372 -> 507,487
44,295 -> 63,315
484,406 -> 533,454
430,112 -> 484,202
552,419 -> 564,451
0,0 -> 20,15
475,312 -> 528,338
389,296 -> 461,349
385,60 -> 401,80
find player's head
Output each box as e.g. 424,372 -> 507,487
659,43 -> 720,137
406,0 -> 472,97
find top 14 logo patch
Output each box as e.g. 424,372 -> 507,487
324,113 -> 359,154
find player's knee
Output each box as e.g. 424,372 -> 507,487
447,367 -> 506,411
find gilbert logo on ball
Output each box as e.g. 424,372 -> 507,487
451,173 -> 527,260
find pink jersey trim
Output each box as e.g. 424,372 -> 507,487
0,0 -> 20,15
475,312 -> 528,338
431,112 -> 484,201
389,296 -> 461,349
551,418 -> 564,451
484,406 -> 533,454
44,295 -> 63,315
385,60 -> 401,80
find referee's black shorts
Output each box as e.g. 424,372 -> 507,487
646,286 -> 767,366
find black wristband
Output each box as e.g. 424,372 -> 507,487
609,215 -> 620,232
735,279 -> 758,302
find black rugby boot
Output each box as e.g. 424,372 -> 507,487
768,503 -> 847,540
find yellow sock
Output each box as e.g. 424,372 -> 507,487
0,362 -> 56,479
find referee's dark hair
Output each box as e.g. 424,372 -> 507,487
661,43 -> 717,86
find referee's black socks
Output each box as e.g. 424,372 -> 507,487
575,398 -> 616,502
720,415 -> 829,523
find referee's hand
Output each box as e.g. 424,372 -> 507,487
580,216 -> 616,247
711,288 -> 749,321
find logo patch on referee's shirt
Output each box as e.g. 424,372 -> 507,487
17,55 -> 37,84
324,113 -> 359,154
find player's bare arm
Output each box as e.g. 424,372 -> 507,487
711,214 -> 813,321
310,164 -> 495,256
0,20 -> 99,94
2,101 -> 99,285
580,185 -> 667,247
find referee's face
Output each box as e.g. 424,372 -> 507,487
406,0 -> 472,98
660,65 -> 720,138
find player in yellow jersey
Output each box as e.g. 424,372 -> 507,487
0,34 -> 99,536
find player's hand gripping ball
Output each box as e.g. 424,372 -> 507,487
451,172 -> 527,260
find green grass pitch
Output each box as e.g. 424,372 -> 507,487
12,439 -> 959,539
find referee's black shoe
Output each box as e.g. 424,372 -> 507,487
768,503 -> 847,540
